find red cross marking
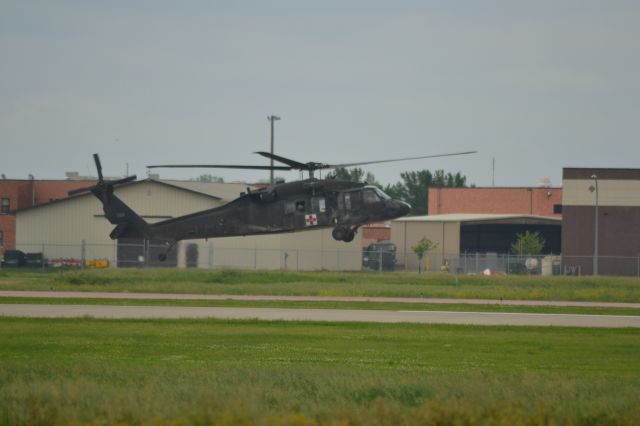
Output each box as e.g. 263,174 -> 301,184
305,214 -> 318,226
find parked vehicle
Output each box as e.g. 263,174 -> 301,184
25,252 -> 44,268
363,240 -> 397,271
1,250 -> 26,267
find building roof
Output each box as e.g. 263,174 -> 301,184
430,186 -> 562,190
394,213 -> 561,225
563,168 -> 640,180
14,179 -> 255,213
157,180 -> 253,201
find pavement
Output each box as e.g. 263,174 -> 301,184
1,303 -> 640,328
2,290 -> 639,328
2,290 -> 639,308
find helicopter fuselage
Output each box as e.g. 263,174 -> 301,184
147,179 -> 410,243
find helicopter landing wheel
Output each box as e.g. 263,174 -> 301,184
332,226 -> 347,241
343,229 -> 355,243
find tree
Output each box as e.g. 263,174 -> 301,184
412,236 -> 438,273
397,170 -> 432,215
511,231 -> 545,255
193,174 -> 224,183
389,169 -> 467,216
326,167 -> 380,187
382,181 -> 407,201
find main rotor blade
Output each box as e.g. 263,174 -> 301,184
107,175 -> 137,186
147,164 -> 291,171
68,186 -> 94,196
93,153 -> 103,181
324,151 -> 478,170
254,152 -> 309,170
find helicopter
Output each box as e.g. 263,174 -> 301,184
72,150 -> 475,261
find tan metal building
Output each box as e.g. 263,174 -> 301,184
15,179 -> 362,270
390,213 -> 561,271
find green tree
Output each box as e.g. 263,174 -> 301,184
412,237 -> 438,273
390,169 -> 467,216
511,231 -> 545,255
398,170 -> 433,216
326,167 -> 379,187
193,174 -> 224,183
382,181 -> 407,201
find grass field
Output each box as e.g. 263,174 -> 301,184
2,268 -> 640,302
2,269 -> 639,424
1,317 -> 639,425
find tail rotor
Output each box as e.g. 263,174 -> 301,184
94,153 -> 104,182
68,154 -> 136,197
70,154 -> 150,240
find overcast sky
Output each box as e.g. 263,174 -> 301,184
1,1 -> 639,187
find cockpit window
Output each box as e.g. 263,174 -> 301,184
374,187 -> 391,200
363,189 -> 379,204
363,187 -> 391,204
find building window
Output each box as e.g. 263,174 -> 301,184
0,230 -> 3,246
0,198 -> 9,214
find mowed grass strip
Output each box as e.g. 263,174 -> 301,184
3,296 -> 640,316
0,317 -> 639,425
2,268 -> 640,302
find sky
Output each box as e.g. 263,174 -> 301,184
1,1 -> 639,187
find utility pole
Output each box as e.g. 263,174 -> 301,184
589,174 -> 599,275
267,115 -> 281,185
492,157 -> 495,187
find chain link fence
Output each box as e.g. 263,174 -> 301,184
3,241 -> 640,277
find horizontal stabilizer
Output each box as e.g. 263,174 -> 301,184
109,223 -> 147,240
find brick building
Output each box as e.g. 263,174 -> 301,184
361,223 -> 391,246
0,179 -> 93,254
562,168 -> 640,276
428,187 -> 562,218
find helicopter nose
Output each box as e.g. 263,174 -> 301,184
398,200 -> 411,216
387,200 -> 411,218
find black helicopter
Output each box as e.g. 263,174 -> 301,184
72,151 -> 475,261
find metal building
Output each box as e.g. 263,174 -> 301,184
390,213 -> 561,272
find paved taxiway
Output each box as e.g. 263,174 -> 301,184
2,290 -> 639,308
1,304 -> 639,328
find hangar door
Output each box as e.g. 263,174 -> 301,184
460,223 -> 561,254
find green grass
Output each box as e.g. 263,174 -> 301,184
2,268 -> 640,302
0,317 -> 639,425
3,296 -> 640,316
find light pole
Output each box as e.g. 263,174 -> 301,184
267,115 -> 281,185
589,174 -> 599,275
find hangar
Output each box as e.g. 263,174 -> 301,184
390,213 -> 561,271
15,179 -> 362,270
